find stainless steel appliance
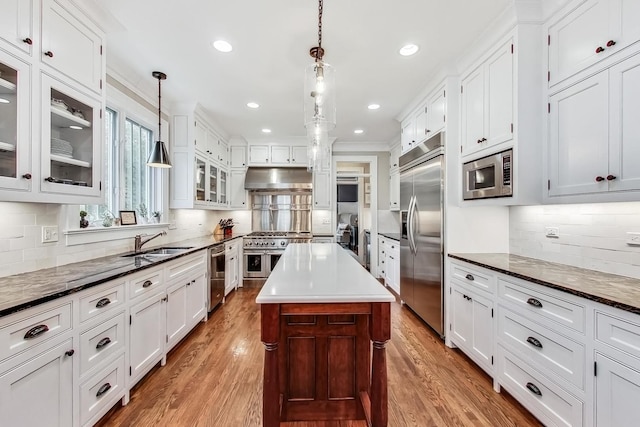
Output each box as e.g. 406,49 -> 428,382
400,132 -> 444,337
250,191 -> 312,233
243,232 -> 312,279
208,245 -> 225,311
462,148 -> 513,200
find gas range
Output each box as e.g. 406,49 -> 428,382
243,232 -> 312,250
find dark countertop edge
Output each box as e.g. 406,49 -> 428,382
448,254 -> 640,316
0,234 -> 245,319
379,232 -> 400,240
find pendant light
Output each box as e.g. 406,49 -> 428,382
304,0 -> 335,169
147,71 -> 172,168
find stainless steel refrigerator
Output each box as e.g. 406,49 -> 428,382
400,133 -> 444,337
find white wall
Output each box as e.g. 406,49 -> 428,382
510,202 -> 640,278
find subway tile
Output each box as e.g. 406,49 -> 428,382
9,235 -> 36,251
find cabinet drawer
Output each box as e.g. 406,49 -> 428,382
165,252 -> 206,282
498,278 -> 585,333
79,312 -> 125,376
451,262 -> 495,294
79,282 -> 125,323
498,308 -> 585,389
498,346 -> 583,427
595,311 -> 640,359
128,268 -> 163,300
0,302 -> 72,362
79,354 -> 125,426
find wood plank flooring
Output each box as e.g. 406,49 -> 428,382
97,287 -> 541,427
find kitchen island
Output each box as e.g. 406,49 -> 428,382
256,243 -> 395,427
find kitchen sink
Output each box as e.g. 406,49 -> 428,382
121,247 -> 194,257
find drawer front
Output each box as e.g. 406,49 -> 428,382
129,268 -> 163,300
225,241 -> 238,253
0,302 -> 72,361
80,354 -> 125,426
499,308 -> 585,389
498,278 -> 585,333
451,262 -> 495,294
165,252 -> 206,282
595,311 -> 640,359
79,312 -> 126,376
79,282 -> 125,323
498,346 -> 583,427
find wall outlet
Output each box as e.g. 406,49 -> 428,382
322,218 -> 331,224
42,226 -> 59,243
545,227 -> 559,238
627,232 -> 640,246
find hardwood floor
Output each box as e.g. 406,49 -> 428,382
97,288 -> 541,427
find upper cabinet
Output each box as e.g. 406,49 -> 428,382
0,0 -> 106,204
548,0 -> 640,88
247,143 -> 308,167
461,40 -> 514,158
400,85 -> 446,154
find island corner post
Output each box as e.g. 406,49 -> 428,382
260,301 -> 391,427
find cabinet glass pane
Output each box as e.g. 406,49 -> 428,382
0,63 -> 18,179
209,164 -> 217,202
219,170 -> 227,204
48,87 -> 94,187
195,158 -> 205,201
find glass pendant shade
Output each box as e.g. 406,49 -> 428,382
307,124 -> 330,170
304,60 -> 336,131
147,140 -> 171,168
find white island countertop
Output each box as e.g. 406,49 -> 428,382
256,243 -> 395,304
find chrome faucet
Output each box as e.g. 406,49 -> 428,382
134,231 -> 167,253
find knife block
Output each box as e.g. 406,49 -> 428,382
213,224 -> 224,237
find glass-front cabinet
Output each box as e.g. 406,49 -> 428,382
0,51 -> 31,192
41,74 -> 101,198
208,164 -> 218,204
219,169 -> 227,206
194,156 -> 206,204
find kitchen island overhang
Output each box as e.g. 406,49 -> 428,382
256,243 -> 395,427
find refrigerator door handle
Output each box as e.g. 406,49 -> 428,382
411,195 -> 419,254
407,195 -> 416,254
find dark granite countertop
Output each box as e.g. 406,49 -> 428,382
0,234 -> 244,318
449,253 -> 640,315
379,233 -> 401,241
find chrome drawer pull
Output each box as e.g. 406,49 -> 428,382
96,298 -> 111,308
526,382 -> 542,397
526,336 -> 543,349
465,274 -> 474,281
96,337 -> 111,350
142,280 -> 153,288
24,324 -> 49,340
526,298 -> 543,308
96,383 -> 111,398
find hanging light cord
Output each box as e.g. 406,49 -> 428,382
316,0 -> 323,62
157,76 -> 162,142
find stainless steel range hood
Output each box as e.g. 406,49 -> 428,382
244,167 -> 312,190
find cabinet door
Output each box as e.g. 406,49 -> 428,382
229,169 -> 247,208
451,286 -> 473,350
616,0 -> 640,52
291,145 -> 308,166
390,144 -> 400,170
427,88 -> 446,136
548,72 -> 609,196
389,170 -> 400,211
186,274 -> 206,324
0,50 -> 31,192
194,155 -> 207,203
166,282 -> 187,350
218,168 -> 227,206
548,0 -> 610,87
0,0 -> 33,55
224,255 -> 235,296
249,145 -> 269,165
230,145 -> 246,168
129,294 -> 164,383
414,104 -> 429,144
400,116 -> 415,153
313,170 -> 331,209
194,120 -> 208,155
469,291 -> 493,369
595,353 -> 640,427
608,53 -> 640,191
41,74 -> 102,201
218,140 -> 229,166
41,0 -> 103,93
270,146 -> 290,164
0,338 -> 73,427
461,66 -> 485,156
485,41 -> 513,147
208,164 -> 218,205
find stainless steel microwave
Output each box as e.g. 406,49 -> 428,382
462,149 -> 513,200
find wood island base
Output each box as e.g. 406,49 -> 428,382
260,302 -> 391,427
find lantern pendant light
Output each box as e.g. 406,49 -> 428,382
147,71 -> 172,168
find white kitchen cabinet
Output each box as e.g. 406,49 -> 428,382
383,240 -> 399,294
0,338 -> 74,427
290,145 -> 308,166
594,353 -> 640,427
427,87 -> 446,137
461,39 -> 513,157
248,143 -> 309,166
377,236 -> 387,279
230,144 -> 247,168
313,170 -> 331,209
389,170 -> 400,211
248,145 -> 269,165
547,0 -> 640,88
225,241 -> 240,297
129,293 -> 165,386
186,273 -> 206,324
389,143 -> 400,171
0,0 -> 33,56
400,115 -> 415,153
194,155 -> 208,206
79,354 -> 125,427
194,118 -> 209,155
270,145 -> 290,164
547,52 -> 640,199
229,169 -> 248,209
165,281 -> 188,352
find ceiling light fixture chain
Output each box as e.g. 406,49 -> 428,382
316,0 -> 323,61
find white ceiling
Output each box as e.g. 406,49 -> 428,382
91,0 -> 511,145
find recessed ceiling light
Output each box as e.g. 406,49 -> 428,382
247,102 -> 260,109
399,44 -> 419,56
213,40 -> 233,53
0,98 -> 9,104
69,125 -> 83,130
262,128 -> 271,134
354,129 -> 364,134
367,104 -> 380,110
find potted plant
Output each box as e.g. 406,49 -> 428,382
102,211 -> 114,227
137,203 -> 148,224
151,211 -> 161,223
79,210 -> 89,228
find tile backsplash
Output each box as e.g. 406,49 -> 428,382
510,202 -> 640,279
